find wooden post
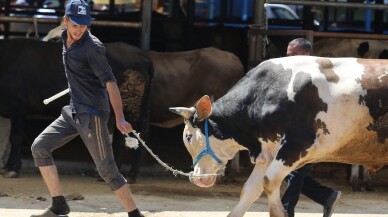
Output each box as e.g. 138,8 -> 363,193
141,0 -> 152,51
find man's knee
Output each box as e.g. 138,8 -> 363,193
31,138 -> 52,159
96,159 -> 126,190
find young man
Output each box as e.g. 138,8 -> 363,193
282,38 -> 342,217
30,0 -> 144,216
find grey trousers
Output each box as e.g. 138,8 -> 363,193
31,106 -> 126,191
0,116 -> 11,169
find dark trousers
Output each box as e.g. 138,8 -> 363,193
282,164 -> 334,217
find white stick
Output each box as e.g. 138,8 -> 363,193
43,88 -> 70,105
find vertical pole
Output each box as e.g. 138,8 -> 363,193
249,0 -> 265,68
302,5 -> 314,30
365,0 -> 373,32
109,0 -> 115,16
208,0 -> 215,19
186,0 -> 195,50
253,0 -> 265,25
374,0 -> 383,34
141,0 -> 152,51
4,0 -> 11,39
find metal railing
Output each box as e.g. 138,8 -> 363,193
248,28 -> 388,68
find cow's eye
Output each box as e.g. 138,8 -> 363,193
186,134 -> 193,143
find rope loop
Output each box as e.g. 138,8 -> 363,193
127,131 -> 225,179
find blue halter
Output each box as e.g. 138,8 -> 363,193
192,119 -> 222,167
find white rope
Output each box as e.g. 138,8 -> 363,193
33,16 -> 39,39
262,0 -> 270,58
127,131 -> 225,179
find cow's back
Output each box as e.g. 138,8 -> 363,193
149,47 -> 244,127
0,39 -> 67,117
104,42 -> 154,136
213,56 -> 387,166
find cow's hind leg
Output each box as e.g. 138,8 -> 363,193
350,165 -> 362,191
228,154 -> 268,217
362,166 -> 374,191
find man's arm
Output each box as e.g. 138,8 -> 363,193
106,81 -> 133,134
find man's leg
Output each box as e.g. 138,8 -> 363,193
78,113 -> 143,217
0,116 -> 11,172
39,165 -> 63,197
300,165 -> 341,217
282,164 -> 314,217
301,175 -> 334,205
31,165 -> 70,216
31,106 -> 78,216
281,171 -> 305,217
114,184 -> 137,211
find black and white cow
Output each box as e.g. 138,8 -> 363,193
170,56 -> 388,217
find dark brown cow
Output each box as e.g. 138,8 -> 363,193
149,47 -> 245,128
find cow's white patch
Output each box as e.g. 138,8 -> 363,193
271,57 -> 377,160
312,58 -> 373,156
378,71 -> 388,82
270,56 -> 322,102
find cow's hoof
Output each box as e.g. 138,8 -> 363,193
351,180 -> 361,191
365,185 -> 375,191
351,186 -> 362,191
3,171 -> 20,178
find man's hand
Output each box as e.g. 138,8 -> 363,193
105,81 -> 132,134
116,119 -> 133,135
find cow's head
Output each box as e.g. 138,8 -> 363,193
170,95 -> 241,187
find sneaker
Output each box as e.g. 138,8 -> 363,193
3,170 -> 20,178
323,191 -> 342,217
30,208 -> 68,217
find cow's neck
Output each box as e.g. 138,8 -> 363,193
209,102 -> 263,159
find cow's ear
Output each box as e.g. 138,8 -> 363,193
195,95 -> 212,121
169,107 -> 196,119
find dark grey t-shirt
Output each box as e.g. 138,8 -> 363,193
61,30 -> 116,116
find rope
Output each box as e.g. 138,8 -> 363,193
262,0 -> 270,59
128,131 -> 225,179
33,17 -> 39,39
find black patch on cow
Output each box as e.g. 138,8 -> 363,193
276,71 -> 328,166
357,60 -> 388,143
316,119 -> 330,135
357,42 -> 369,57
378,49 -> 388,59
188,60 -> 327,165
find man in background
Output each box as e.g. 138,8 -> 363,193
282,38 -> 342,217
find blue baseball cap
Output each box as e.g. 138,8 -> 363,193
65,0 -> 91,27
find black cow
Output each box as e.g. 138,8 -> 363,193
0,38 -> 153,181
170,56 -> 387,217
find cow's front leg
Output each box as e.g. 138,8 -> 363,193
228,153 -> 270,217
263,160 -> 293,217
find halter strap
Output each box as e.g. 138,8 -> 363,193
192,119 -> 222,167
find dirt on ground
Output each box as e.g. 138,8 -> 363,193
1,165 -> 388,217
1,124 -> 388,217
